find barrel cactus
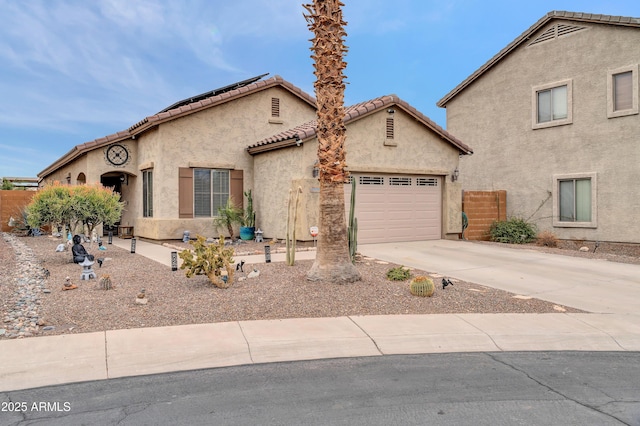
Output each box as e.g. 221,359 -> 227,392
99,274 -> 113,290
409,276 -> 435,297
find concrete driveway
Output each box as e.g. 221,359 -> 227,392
359,239 -> 640,314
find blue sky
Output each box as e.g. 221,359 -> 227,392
1,0 -> 639,178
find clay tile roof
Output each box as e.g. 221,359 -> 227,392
39,74 -> 317,178
247,95 -> 472,155
437,10 -> 640,107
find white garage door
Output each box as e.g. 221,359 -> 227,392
345,174 -> 442,244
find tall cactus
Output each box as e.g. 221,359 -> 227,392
286,187 -> 303,266
348,178 -> 357,263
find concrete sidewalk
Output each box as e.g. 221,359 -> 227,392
1,238 -> 639,392
109,237 -> 318,267
2,312 -> 639,391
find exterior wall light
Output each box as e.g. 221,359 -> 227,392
452,168 -> 460,182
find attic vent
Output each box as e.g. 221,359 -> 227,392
389,177 -> 411,186
386,118 -> 394,139
359,176 -> 384,185
271,97 -> 280,117
416,177 -> 438,187
528,24 -> 586,46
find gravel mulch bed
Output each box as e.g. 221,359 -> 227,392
0,233 -> 611,340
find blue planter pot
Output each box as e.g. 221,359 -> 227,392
239,226 -> 255,241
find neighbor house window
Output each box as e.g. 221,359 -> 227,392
607,64 -> 638,118
194,169 -> 229,217
142,170 -> 153,217
532,79 -> 573,129
553,173 -> 597,228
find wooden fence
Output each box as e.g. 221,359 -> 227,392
0,190 -> 36,232
462,190 -> 506,240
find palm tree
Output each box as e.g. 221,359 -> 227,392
304,0 -> 361,283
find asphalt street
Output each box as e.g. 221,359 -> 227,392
2,352 -> 639,425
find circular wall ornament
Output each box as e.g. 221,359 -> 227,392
106,144 -> 129,166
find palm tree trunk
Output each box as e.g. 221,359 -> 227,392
304,0 -> 361,283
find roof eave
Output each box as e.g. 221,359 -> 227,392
38,132 -> 132,179
247,137 -> 306,155
38,75 -> 317,178
249,95 -> 473,156
437,10 -> 640,107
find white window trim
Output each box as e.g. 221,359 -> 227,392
607,64 -> 639,118
552,172 -> 597,228
532,79 -> 573,129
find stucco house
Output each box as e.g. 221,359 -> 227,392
438,11 -> 640,244
39,74 -> 472,243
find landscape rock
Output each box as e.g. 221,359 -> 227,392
1,233 -> 48,339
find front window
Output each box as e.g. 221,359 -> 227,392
532,79 -> 573,129
194,169 -> 229,217
553,173 -> 597,228
143,170 -> 153,217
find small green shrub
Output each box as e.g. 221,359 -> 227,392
489,217 -> 537,244
386,266 -> 411,281
409,276 -> 435,297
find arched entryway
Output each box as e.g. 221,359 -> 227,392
100,172 -> 133,236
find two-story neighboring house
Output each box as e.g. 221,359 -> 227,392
438,11 -> 640,244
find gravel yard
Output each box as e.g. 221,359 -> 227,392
5,232 -> 630,340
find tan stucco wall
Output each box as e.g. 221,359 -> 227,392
252,142 -> 311,240
40,85 -> 465,242
39,86 -> 316,241
132,86 -> 317,240
254,108 -> 464,241
445,21 -> 640,243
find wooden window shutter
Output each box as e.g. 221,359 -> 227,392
230,169 -> 244,210
178,167 -> 193,218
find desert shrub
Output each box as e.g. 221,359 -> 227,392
386,266 -> 411,281
537,230 -> 559,247
179,235 -> 235,288
489,217 -> 537,244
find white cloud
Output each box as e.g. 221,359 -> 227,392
345,0 -> 457,35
